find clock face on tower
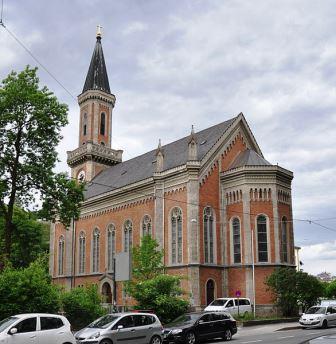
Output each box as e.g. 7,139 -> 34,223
78,170 -> 86,182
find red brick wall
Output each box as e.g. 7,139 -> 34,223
255,266 -> 275,304
221,135 -> 247,172
199,162 -> 221,264
227,267 -> 247,298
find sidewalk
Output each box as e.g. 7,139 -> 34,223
237,322 -> 300,338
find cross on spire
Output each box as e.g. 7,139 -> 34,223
96,25 -> 103,39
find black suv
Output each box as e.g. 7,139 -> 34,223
163,312 -> 237,343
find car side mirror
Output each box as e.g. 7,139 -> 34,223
198,320 -> 204,324
117,325 -> 124,330
9,328 -> 17,335
327,312 -> 331,315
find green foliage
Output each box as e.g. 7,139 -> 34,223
127,235 -> 189,323
266,267 -> 324,316
325,280 -> 336,298
61,285 -> 106,330
0,256 -> 60,319
0,66 -> 84,260
0,207 -> 49,268
131,235 -> 164,280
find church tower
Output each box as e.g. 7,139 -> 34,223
67,27 -> 122,182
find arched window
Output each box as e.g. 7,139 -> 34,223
203,207 -> 214,263
171,207 -> 182,264
142,215 -> 152,236
58,236 -> 65,275
124,220 -> 133,253
79,231 -> 86,274
281,217 -> 288,263
107,224 -> 116,271
92,228 -> 100,272
257,215 -> 268,262
83,113 -> 87,136
232,218 -> 241,263
100,112 -> 106,135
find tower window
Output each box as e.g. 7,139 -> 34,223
257,215 -> 268,262
100,112 -> 106,135
83,113 -> 87,136
203,207 -> 214,264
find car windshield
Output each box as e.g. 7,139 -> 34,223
306,307 -> 326,315
168,314 -> 200,325
209,299 -> 228,306
0,317 -> 19,333
87,315 -> 120,329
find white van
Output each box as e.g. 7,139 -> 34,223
204,298 -> 252,315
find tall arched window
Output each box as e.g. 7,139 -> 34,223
58,236 -> 65,275
281,217 -> 288,263
83,113 -> 87,136
92,228 -> 100,272
171,207 -> 182,264
142,215 -> 152,236
203,207 -> 214,263
124,220 -> 133,253
79,231 -> 86,274
257,215 -> 268,262
232,218 -> 241,263
107,224 -> 116,271
100,112 -> 106,135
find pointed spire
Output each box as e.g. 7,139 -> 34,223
82,26 -> 111,94
155,139 -> 164,172
188,125 -> 198,161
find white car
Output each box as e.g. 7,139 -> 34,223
0,313 -> 76,344
299,306 -> 336,328
204,298 -> 252,316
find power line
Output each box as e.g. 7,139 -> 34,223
69,176 -> 336,231
1,25 -> 76,101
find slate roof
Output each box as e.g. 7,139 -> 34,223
82,36 -> 111,94
85,117 -> 237,200
229,149 -> 271,169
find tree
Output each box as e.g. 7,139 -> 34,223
325,280 -> 336,299
0,66 -> 84,262
0,256 -> 60,319
61,285 -> 106,330
126,235 -> 189,323
266,267 -> 324,316
0,206 -> 49,268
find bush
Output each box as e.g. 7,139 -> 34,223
0,256 -> 60,319
129,274 -> 189,324
61,284 -> 106,330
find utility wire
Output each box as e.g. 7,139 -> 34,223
69,176 -> 336,231
1,25 -> 76,101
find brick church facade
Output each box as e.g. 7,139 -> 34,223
50,31 -> 295,313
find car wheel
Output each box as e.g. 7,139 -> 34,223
186,331 -> 197,344
99,339 -> 112,344
223,328 -> 232,341
149,335 -> 162,344
322,320 -> 328,329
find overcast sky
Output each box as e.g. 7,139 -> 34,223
1,0 -> 336,275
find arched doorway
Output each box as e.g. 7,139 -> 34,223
206,279 -> 215,305
102,282 -> 112,304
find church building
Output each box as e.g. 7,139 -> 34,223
50,29 -> 295,313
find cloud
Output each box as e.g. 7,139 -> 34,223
300,241 -> 336,275
122,21 -> 148,36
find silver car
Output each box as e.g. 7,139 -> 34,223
75,312 -> 163,344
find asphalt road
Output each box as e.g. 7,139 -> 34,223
204,323 -> 336,344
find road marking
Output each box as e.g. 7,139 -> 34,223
241,341 -> 263,343
279,335 -> 294,339
306,332 -> 320,335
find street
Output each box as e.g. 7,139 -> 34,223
206,323 -> 336,344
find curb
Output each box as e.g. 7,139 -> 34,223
239,317 -> 300,327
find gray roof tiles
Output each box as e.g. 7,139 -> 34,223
85,117 -> 236,199
229,149 -> 271,169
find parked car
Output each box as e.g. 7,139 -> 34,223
299,305 -> 336,328
0,313 -> 76,344
75,312 -> 163,344
204,297 -> 252,316
163,312 -> 237,344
